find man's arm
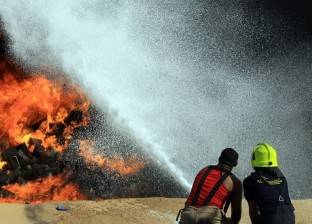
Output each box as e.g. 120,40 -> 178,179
247,201 -> 259,224
230,178 -> 242,224
243,175 -> 259,224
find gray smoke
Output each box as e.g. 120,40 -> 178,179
0,0 -> 311,198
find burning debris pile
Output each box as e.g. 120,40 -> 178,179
0,23 -> 187,204
0,140 -> 62,190
0,58 -> 91,202
0,58 -> 150,202
0,59 -> 186,203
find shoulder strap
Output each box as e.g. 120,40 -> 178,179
203,171 -> 231,206
190,166 -> 212,205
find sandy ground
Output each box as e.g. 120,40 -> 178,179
0,198 -> 311,224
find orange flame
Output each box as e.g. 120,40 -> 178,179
79,140 -> 145,175
0,173 -> 86,203
0,72 -> 90,152
0,59 -> 147,203
0,60 -> 90,203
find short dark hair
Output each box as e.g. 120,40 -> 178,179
218,148 -> 239,167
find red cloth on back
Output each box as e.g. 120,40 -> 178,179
186,167 -> 230,209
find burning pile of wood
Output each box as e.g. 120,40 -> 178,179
0,55 -> 153,203
0,52 -> 92,201
0,106 -> 87,198
0,139 -> 62,197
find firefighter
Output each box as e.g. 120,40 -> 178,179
243,143 -> 295,224
177,148 -> 242,224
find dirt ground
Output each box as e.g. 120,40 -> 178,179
0,198 -> 311,224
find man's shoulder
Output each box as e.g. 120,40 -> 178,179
243,172 -> 258,186
243,172 -> 260,201
229,173 -> 241,182
229,173 -> 242,189
194,166 -> 211,177
199,165 -> 210,173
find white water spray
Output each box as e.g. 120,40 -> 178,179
0,0 -> 197,188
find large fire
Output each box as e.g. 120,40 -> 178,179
0,68 -> 90,152
0,59 -> 146,203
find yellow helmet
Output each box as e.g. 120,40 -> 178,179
251,143 -> 278,168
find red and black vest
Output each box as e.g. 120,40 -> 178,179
186,166 -> 231,209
